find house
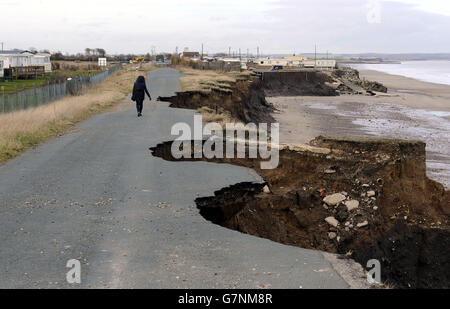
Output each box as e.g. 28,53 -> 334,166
182,51 -> 200,60
31,52 -> 52,72
0,50 -> 52,73
303,59 -> 336,69
0,59 -> 4,78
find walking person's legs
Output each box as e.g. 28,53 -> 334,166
136,100 -> 143,116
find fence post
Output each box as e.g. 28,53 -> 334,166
1,86 -> 4,113
14,85 -> 18,111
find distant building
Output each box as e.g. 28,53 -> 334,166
0,50 -> 52,73
182,51 -> 200,60
304,59 -> 336,69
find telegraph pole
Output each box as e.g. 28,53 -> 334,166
314,44 -> 317,69
201,43 -> 204,59
1,42 -> 3,52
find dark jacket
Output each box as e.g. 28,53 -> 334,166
132,76 -> 151,102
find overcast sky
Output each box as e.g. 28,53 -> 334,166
1,0 -> 449,55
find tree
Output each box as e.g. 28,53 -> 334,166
85,48 -> 91,56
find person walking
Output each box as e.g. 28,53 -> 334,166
132,76 -> 152,117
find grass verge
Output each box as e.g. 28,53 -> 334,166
0,63 -> 155,164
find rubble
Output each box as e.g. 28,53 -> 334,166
323,193 -> 346,206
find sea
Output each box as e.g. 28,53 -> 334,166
350,60 -> 450,86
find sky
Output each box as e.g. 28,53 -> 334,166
1,0 -> 450,55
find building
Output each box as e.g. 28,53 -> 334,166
181,51 -> 200,60
31,52 -> 52,72
0,50 -> 52,74
303,59 -> 336,69
283,55 -> 308,66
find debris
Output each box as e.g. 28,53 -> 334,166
345,200 -> 359,211
263,185 -> 271,194
323,193 -> 346,206
367,191 -> 376,198
357,221 -> 369,228
328,232 -> 337,240
325,217 -> 339,227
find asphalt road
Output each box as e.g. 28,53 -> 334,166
0,68 -> 351,288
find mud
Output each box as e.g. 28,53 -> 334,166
150,137 -> 450,288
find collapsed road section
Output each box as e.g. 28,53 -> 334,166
150,136 -> 449,289
153,69 -> 448,288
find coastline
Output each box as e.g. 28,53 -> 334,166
270,69 -> 450,188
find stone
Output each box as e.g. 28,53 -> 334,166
373,206 -> 379,210
324,169 -> 336,174
263,185 -> 271,194
325,217 -> 339,227
328,232 -> 337,240
362,184 -> 370,188
323,193 -> 346,206
367,191 -> 376,198
357,221 -> 369,228
345,200 -> 359,211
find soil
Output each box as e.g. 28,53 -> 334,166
158,78 -> 275,124
151,69 -> 450,288
150,135 -> 449,289
261,71 -> 338,97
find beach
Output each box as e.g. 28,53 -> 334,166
270,69 -> 450,188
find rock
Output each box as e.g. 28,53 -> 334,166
345,221 -> 350,227
263,185 -> 271,194
323,193 -> 346,206
328,232 -> 337,240
324,169 -> 336,174
367,191 -> 376,197
325,217 -> 339,227
373,206 -> 379,210
357,221 -> 369,228
362,184 -> 370,188
345,200 -> 359,211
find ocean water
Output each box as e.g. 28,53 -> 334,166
350,60 -> 450,86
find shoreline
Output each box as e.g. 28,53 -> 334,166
271,69 -> 450,188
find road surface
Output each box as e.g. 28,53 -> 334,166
0,68 -> 354,288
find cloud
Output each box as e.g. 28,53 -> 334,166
0,0 -> 449,54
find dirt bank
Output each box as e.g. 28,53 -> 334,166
260,71 -> 338,97
150,137 -> 450,288
158,78 -> 275,124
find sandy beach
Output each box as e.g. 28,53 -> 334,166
270,69 -> 450,188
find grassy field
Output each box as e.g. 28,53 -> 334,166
0,63 -> 155,164
0,79 -> 48,94
177,66 -> 250,93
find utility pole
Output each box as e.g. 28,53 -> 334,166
314,44 -> 317,69
247,48 -> 249,58
239,48 -> 241,60
201,43 -> 204,59
228,47 -> 231,57
1,42 -> 3,52
257,47 -> 260,58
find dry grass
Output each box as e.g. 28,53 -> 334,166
177,66 -> 248,93
197,106 -> 242,128
0,63 -> 155,164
